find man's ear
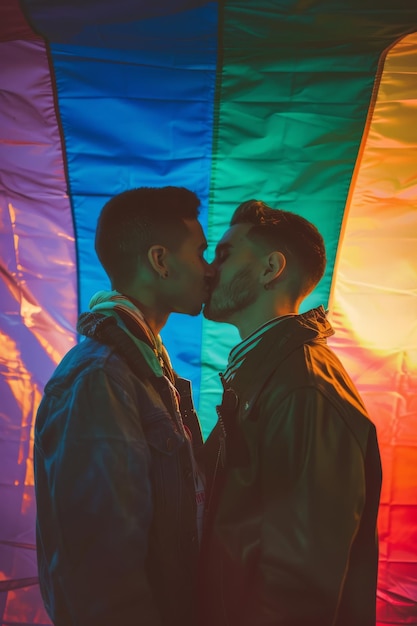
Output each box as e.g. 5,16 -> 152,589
261,251 -> 286,288
148,245 -> 169,278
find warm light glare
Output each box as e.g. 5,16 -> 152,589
328,33 -> 417,625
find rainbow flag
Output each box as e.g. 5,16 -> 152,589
1,1 -> 416,623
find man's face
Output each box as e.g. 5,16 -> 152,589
166,219 -> 213,316
204,223 -> 264,323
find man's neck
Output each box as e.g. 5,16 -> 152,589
233,299 -> 299,340
124,294 -> 169,337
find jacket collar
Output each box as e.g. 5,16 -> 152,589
222,306 -> 334,421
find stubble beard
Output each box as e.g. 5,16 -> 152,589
204,265 -> 258,322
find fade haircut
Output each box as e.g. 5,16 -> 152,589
95,186 -> 200,286
231,200 -> 326,297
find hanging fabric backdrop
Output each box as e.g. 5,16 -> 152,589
1,1 -> 417,624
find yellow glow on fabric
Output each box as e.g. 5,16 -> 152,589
328,33 -> 417,623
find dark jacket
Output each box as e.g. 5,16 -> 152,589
200,306 -> 382,626
34,314 -> 203,626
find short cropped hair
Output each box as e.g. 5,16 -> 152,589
231,200 -> 326,297
95,186 -> 200,286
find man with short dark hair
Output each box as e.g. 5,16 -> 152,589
34,186 -> 214,626
201,199 -> 382,626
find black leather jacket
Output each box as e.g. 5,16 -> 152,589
200,306 -> 382,626
34,314 -> 203,626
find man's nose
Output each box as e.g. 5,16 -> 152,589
204,260 -> 217,277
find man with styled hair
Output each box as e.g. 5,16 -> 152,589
34,186 -> 214,626
201,199 -> 382,626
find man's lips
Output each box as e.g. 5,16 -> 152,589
202,285 -> 213,304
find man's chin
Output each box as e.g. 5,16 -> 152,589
183,301 -> 206,317
202,303 -> 224,322
202,303 -> 213,320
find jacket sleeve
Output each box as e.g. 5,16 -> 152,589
42,366 -> 162,626
246,386 -> 366,626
